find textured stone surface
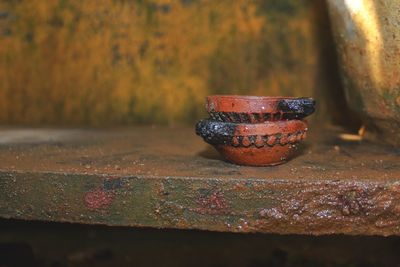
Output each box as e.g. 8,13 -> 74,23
0,127 -> 399,235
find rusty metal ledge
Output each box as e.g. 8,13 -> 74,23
0,127 -> 399,236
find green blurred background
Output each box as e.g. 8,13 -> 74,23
0,0 -> 350,126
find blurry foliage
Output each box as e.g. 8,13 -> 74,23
0,0 -> 320,125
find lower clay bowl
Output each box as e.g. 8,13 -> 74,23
195,119 -> 308,166
206,95 -> 315,122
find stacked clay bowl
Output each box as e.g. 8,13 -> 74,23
196,95 -> 315,166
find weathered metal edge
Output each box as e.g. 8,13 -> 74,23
1,170 -> 400,236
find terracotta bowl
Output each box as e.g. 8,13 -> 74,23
196,119 -> 308,166
206,95 -> 315,123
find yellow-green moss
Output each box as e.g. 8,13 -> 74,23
0,0 -> 322,125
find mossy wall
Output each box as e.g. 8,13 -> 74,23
0,0 -> 340,126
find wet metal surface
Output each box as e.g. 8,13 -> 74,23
0,127 -> 399,235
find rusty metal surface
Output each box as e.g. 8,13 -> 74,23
0,127 -> 399,235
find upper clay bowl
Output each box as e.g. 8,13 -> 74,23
206,95 -> 315,122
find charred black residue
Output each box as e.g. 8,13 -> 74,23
195,119 -> 236,145
277,98 -> 315,119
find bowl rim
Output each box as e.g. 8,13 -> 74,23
196,119 -> 308,137
205,95 -> 315,115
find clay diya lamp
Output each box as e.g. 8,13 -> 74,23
206,95 -> 315,122
196,119 -> 308,166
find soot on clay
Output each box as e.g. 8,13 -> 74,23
277,98 -> 315,119
195,119 -> 236,145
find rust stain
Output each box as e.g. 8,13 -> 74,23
195,189 -> 229,215
256,182 -> 400,235
83,177 -> 126,210
84,189 -> 115,211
